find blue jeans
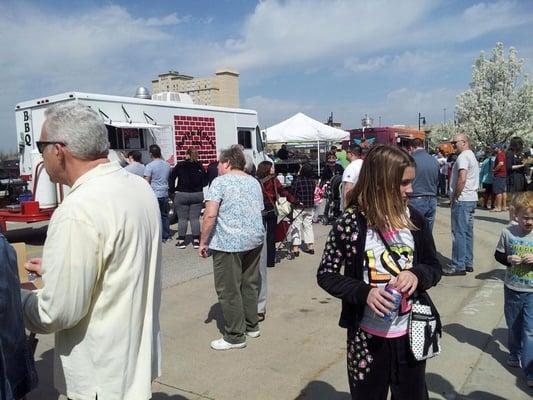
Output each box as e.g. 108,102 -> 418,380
438,173 -> 447,196
451,200 -> 477,271
408,196 -> 437,232
504,287 -> 533,379
157,197 -> 171,240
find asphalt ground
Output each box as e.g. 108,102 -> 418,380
5,202 -> 533,399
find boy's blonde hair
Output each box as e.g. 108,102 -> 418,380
511,191 -> 533,214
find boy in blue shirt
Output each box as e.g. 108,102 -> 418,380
495,191 -> 533,387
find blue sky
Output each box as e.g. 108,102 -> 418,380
1,0 -> 532,152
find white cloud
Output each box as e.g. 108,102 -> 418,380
245,87 -> 461,131
144,13 -> 191,26
0,3 -> 188,150
344,56 -> 388,73
415,0 -> 533,44
0,0 -> 531,151
216,0 -> 435,71
0,5 -> 175,79
213,0 -> 532,73
243,95 -> 317,127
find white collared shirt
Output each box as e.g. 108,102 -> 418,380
21,161 -> 162,400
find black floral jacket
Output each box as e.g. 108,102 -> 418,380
316,206 -> 442,330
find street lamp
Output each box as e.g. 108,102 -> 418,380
418,113 -> 426,131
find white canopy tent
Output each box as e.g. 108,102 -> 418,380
264,112 -> 349,143
263,112 -> 349,172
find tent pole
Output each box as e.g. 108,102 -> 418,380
317,140 -> 320,177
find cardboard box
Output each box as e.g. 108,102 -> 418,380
12,242 -> 43,289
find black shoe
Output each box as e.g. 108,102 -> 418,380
466,266 -> 474,273
442,266 -> 466,276
303,249 -> 315,255
267,264 -> 276,268
257,312 -> 265,322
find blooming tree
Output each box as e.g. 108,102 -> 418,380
456,42 -> 533,148
427,122 -> 457,150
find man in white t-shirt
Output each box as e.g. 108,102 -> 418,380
341,144 -> 364,209
443,133 -> 480,276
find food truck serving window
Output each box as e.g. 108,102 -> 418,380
106,125 -> 145,150
237,129 -> 252,149
123,128 -> 145,149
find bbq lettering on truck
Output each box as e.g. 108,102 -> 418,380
174,115 -> 217,166
24,111 -> 32,146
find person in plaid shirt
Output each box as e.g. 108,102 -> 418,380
290,163 -> 317,256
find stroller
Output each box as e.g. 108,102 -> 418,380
274,205 -> 305,261
321,174 -> 343,225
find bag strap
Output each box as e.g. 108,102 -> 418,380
378,230 -> 443,337
376,230 -> 402,268
273,178 -> 280,200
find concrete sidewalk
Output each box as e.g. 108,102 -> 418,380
25,204 -> 533,399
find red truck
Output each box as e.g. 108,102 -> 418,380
348,126 -> 426,149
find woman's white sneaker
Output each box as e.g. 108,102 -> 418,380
210,338 -> 246,350
246,330 -> 260,338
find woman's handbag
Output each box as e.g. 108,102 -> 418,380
408,291 -> 442,361
377,230 -> 442,361
261,176 -> 292,222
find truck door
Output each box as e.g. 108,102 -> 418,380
237,127 -> 254,165
237,126 -> 266,167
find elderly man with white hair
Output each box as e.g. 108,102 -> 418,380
21,102 -> 162,400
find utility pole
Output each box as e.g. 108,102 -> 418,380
443,108 -> 447,124
418,113 -> 426,131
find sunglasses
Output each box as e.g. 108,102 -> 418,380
451,140 -> 465,146
36,141 -> 66,153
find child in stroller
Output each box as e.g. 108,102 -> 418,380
321,174 -> 343,224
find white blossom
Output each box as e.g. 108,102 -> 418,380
456,42 -> 533,148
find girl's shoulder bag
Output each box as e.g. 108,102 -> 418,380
376,229 -> 442,361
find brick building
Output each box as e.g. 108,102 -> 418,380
152,69 -> 240,108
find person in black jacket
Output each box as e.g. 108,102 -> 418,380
319,153 -> 344,187
0,234 -> 38,400
317,145 -> 441,400
169,149 -> 207,248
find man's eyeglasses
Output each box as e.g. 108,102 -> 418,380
451,140 -> 465,146
36,141 -> 66,153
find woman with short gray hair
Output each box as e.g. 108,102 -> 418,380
199,145 -> 265,350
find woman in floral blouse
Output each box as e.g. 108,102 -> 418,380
317,144 -> 441,399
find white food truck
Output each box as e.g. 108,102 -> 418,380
15,90 -> 267,208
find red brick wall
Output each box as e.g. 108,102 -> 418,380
174,115 -> 217,167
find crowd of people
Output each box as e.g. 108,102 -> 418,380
0,101 -> 532,400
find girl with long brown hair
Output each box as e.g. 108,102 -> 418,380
317,144 -> 441,399
257,161 -> 295,268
